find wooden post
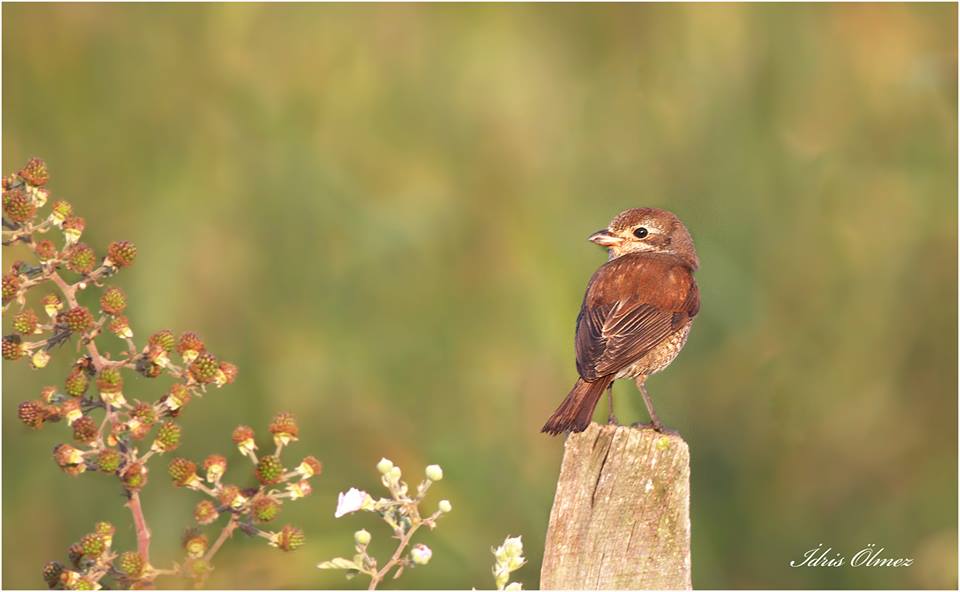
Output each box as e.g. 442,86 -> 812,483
540,423 -> 691,590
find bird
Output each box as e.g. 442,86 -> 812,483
541,207 -> 700,435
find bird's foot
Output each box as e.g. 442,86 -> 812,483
630,420 -> 677,435
607,413 -> 620,425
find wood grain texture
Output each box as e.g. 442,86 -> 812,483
540,423 -> 691,590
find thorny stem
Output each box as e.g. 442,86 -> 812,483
366,511 -> 442,591
126,491 -> 152,568
205,516 -> 239,563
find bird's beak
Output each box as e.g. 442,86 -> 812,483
588,229 -> 622,247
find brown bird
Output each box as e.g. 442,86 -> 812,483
541,208 -> 700,435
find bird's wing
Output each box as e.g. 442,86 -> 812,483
575,254 -> 699,381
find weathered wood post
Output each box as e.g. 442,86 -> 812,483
540,423 -> 691,590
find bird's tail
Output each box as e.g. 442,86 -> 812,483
541,375 -> 614,436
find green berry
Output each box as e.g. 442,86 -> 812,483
120,462 -> 147,490
274,525 -> 305,551
153,421 -> 181,452
168,457 -> 198,487
65,370 -> 90,397
252,496 -> 281,523
96,449 -> 122,473
12,309 -> 38,335
106,240 -> 137,268
255,455 -> 284,485
99,287 -> 127,315
65,243 -> 96,274
189,351 -> 218,383
148,329 -> 175,352
79,533 -> 106,558
115,551 -> 144,578
2,273 -> 20,304
96,367 -> 123,393
18,157 -> 49,186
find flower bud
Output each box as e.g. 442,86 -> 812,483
376,457 -> 394,474
354,529 -> 371,546
425,464 -> 443,481
438,499 -> 452,513
410,543 -> 432,565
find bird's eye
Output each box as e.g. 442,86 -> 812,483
633,227 -> 649,239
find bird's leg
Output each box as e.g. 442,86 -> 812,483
633,376 -> 663,432
606,383 -> 618,425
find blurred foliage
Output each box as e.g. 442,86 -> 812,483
2,3 -> 956,589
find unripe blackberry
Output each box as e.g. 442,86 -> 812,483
97,367 -> 123,393
2,273 -> 20,304
217,361 -> 238,386
168,457 -> 199,487
272,525 -> 305,551
65,243 -> 96,275
18,157 -> 49,186
79,533 -> 106,558
109,315 -> 133,338
72,415 -> 97,443
152,420 -> 181,452
182,530 -> 208,558
58,306 -> 94,333
295,456 -> 323,479
65,369 -> 90,397
96,448 -> 122,473
18,400 -> 48,429
232,425 -> 257,456
3,188 -> 36,223
106,240 -> 137,268
115,551 -> 144,578
50,200 -> 72,226
130,401 -> 157,425
2,335 -> 24,360
194,499 -> 219,525
62,216 -> 85,244
256,455 -> 284,485
269,412 -> 299,446
35,239 -> 57,261
120,462 -> 147,490
94,521 -> 115,545
252,496 -> 281,523
43,561 -> 64,588
177,331 -> 204,363
189,351 -> 218,383
162,383 -> 192,412
12,309 -> 39,335
99,287 -> 127,315
184,558 -> 211,581
148,329 -> 175,353
203,454 -> 227,483
41,293 -> 62,318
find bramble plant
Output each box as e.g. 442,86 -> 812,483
3,158 -> 320,589
319,458 -> 452,590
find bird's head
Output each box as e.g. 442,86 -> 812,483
588,207 -> 699,269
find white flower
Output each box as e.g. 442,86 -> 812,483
334,487 -> 369,518
505,583 -> 523,591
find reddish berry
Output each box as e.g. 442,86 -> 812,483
99,287 -> 127,315
53,443 -> 84,469
96,448 -> 122,473
168,457 -> 198,487
120,462 -> 147,490
2,335 -> 24,360
3,188 -> 35,223
18,400 -> 48,429
96,367 -> 123,393
218,361 -> 239,385
218,484 -> 246,509
2,273 -> 20,304
296,456 -> 323,479
106,240 -> 137,268
109,315 -> 132,338
35,239 -> 57,260
58,307 -> 94,333
269,412 -> 299,443
62,216 -> 85,241
177,331 -> 204,358
194,499 -> 219,525
18,157 -> 49,186
43,561 -> 64,588
203,454 -> 227,481
256,455 -> 284,485
72,416 -> 97,443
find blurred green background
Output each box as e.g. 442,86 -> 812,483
2,3 -> 956,589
